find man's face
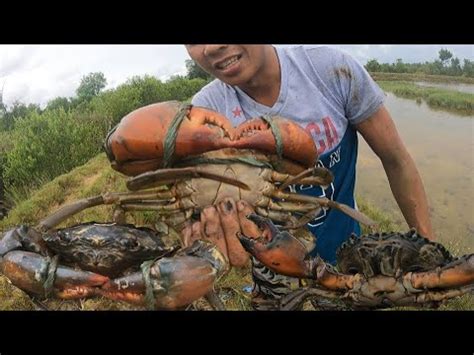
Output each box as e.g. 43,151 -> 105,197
185,45 -> 268,86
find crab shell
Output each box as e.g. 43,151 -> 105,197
105,101 -> 318,176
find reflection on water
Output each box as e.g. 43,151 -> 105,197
415,81 -> 474,94
356,92 -> 474,251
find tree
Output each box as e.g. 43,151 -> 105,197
394,58 -> 406,73
46,97 -> 71,112
438,49 -> 453,67
449,57 -> 462,76
185,59 -> 212,81
365,59 -> 381,72
0,101 -> 40,131
76,72 -> 107,101
463,59 -> 474,78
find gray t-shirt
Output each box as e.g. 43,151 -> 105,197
191,45 -> 385,263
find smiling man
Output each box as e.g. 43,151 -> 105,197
185,44 -> 433,310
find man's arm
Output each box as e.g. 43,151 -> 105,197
355,105 -> 434,239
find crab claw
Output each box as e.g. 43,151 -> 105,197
0,251 -> 109,299
99,240 -> 228,309
238,214 -> 313,278
409,254 -> 474,290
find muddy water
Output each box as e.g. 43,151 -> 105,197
414,81 -> 474,94
356,92 -> 474,251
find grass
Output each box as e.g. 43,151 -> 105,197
376,80 -> 474,116
369,72 -> 474,85
0,154 -> 472,310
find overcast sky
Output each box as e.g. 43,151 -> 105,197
0,45 -> 472,108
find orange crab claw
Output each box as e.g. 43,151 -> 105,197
238,214 -> 314,278
100,256 -> 218,309
0,251 -> 109,299
105,102 -> 319,176
233,117 -> 317,168
409,254 -> 474,290
106,102 -> 236,176
100,241 -> 228,309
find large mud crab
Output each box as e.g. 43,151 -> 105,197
239,214 -> 474,309
104,101 -> 374,231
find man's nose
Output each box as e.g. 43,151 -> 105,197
203,45 -> 228,56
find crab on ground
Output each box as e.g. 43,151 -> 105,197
238,214 -> 474,310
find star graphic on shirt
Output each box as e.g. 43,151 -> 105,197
232,106 -> 242,118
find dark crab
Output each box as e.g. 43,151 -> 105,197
0,217 -> 228,309
42,222 -> 177,277
239,214 -> 474,310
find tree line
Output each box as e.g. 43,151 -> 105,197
365,48 -> 474,77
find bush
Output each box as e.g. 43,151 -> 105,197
3,108 -> 107,196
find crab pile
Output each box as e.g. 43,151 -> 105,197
0,101 -> 472,310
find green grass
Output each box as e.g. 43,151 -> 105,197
370,72 -> 474,85
0,154 -> 472,310
376,81 -> 474,116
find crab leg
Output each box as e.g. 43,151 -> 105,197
262,199 -> 320,213
121,197 -> 196,213
37,195 -> 106,231
254,207 -> 297,225
271,190 -> 377,227
278,286 -> 344,310
126,167 -> 250,191
274,209 -> 323,230
275,167 -> 334,191
37,189 -> 177,231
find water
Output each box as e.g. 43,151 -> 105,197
356,92 -> 474,251
414,81 -> 474,94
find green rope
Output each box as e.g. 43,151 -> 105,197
43,255 -> 59,298
141,259 -> 157,310
260,115 -> 283,159
162,104 -> 192,168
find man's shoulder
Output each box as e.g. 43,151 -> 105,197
279,45 -> 347,66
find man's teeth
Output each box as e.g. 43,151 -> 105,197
219,56 -> 239,69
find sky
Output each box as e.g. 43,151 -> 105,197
0,45 -> 472,108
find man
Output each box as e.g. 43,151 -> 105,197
185,44 -> 433,309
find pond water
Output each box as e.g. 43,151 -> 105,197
356,92 -> 474,251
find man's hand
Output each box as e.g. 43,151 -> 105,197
181,198 -> 262,267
